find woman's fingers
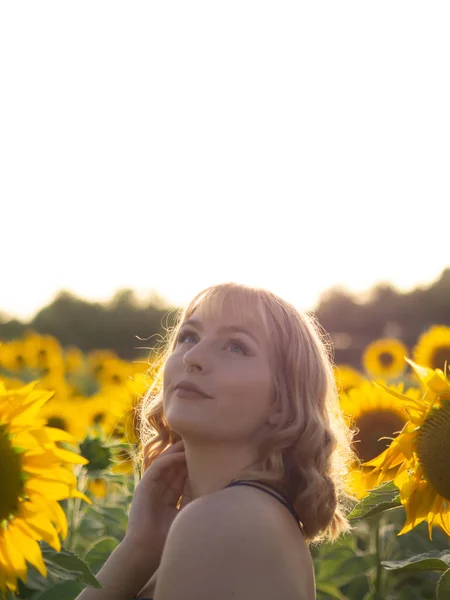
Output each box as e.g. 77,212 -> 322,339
143,440 -> 185,472
138,440 -> 189,506
146,451 -> 186,481
179,476 -> 193,510
158,462 -> 188,506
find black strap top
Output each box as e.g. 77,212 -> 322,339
224,479 -> 304,533
135,480 -> 303,600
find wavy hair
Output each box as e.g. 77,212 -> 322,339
138,282 -> 358,545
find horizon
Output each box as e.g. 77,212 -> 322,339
1,266 -> 448,323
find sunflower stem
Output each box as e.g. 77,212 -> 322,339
66,466 -> 88,552
373,513 -> 385,599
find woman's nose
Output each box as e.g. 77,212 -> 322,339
184,361 -> 201,373
182,342 -> 210,373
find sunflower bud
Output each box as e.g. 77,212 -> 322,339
79,436 -> 112,472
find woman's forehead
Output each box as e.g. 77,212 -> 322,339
185,293 -> 270,338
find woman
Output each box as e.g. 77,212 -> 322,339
77,282 -> 357,600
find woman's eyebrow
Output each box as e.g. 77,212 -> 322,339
219,325 -> 259,346
182,318 -> 203,329
182,319 -> 259,345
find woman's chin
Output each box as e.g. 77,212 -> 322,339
165,412 -> 207,435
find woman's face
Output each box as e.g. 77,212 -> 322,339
163,300 -> 276,443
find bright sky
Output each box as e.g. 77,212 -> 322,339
1,2 -> 449,322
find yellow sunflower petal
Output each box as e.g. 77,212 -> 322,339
397,479 -> 435,536
373,381 -> 425,410
8,392 -> 55,427
49,446 -> 89,465
433,507 -> 450,537
46,500 -> 69,539
1,529 -> 28,583
0,540 -> 19,593
14,521 -> 47,577
406,358 -> 449,394
30,426 -> 77,445
396,430 -> 416,460
20,512 -> 61,552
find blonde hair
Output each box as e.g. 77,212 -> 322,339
138,282 -> 358,545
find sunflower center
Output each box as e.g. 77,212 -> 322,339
0,425 -> 24,522
416,399 -> 450,501
431,346 -> 450,371
354,410 -> 406,462
379,352 -> 394,367
47,416 -> 68,431
94,412 -> 106,425
38,349 -> 48,367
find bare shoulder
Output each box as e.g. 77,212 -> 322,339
154,486 -> 315,600
217,485 -> 315,588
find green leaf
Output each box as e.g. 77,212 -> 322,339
316,582 -> 348,599
341,576 -> 371,600
347,481 -> 402,522
83,536 -> 119,574
332,555 -> 373,587
315,548 -> 373,588
16,565 -> 49,596
395,586 -> 428,600
31,580 -> 84,600
86,504 -> 128,527
437,568 -> 450,600
40,543 -> 101,588
382,550 -> 450,573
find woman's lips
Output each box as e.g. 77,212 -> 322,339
174,388 -> 210,399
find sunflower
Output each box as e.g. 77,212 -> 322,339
110,447 -> 137,475
87,350 -> 120,380
63,346 -> 85,375
334,364 -> 366,394
39,397 -> 89,442
79,393 -> 127,439
340,380 -> 419,499
363,359 -> 450,538
33,367 -> 70,403
0,379 -> 90,595
0,340 -> 29,373
362,338 -> 409,380
109,376 -> 150,446
413,325 -> 450,372
21,331 -> 64,373
87,478 -> 108,499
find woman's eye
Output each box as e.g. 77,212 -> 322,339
177,330 -> 197,344
177,331 -> 247,355
227,340 -> 247,355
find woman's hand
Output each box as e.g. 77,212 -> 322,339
125,440 -> 193,561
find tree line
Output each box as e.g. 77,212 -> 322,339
1,268 -> 449,369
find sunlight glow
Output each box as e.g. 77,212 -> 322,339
1,2 -> 448,320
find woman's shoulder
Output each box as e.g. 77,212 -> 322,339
159,485 -> 315,599
177,482 -> 305,552
176,484 -> 280,529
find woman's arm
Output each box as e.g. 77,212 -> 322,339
75,538 -> 160,600
135,567 -> 159,599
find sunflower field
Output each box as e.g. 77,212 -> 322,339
1,326 -> 450,600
